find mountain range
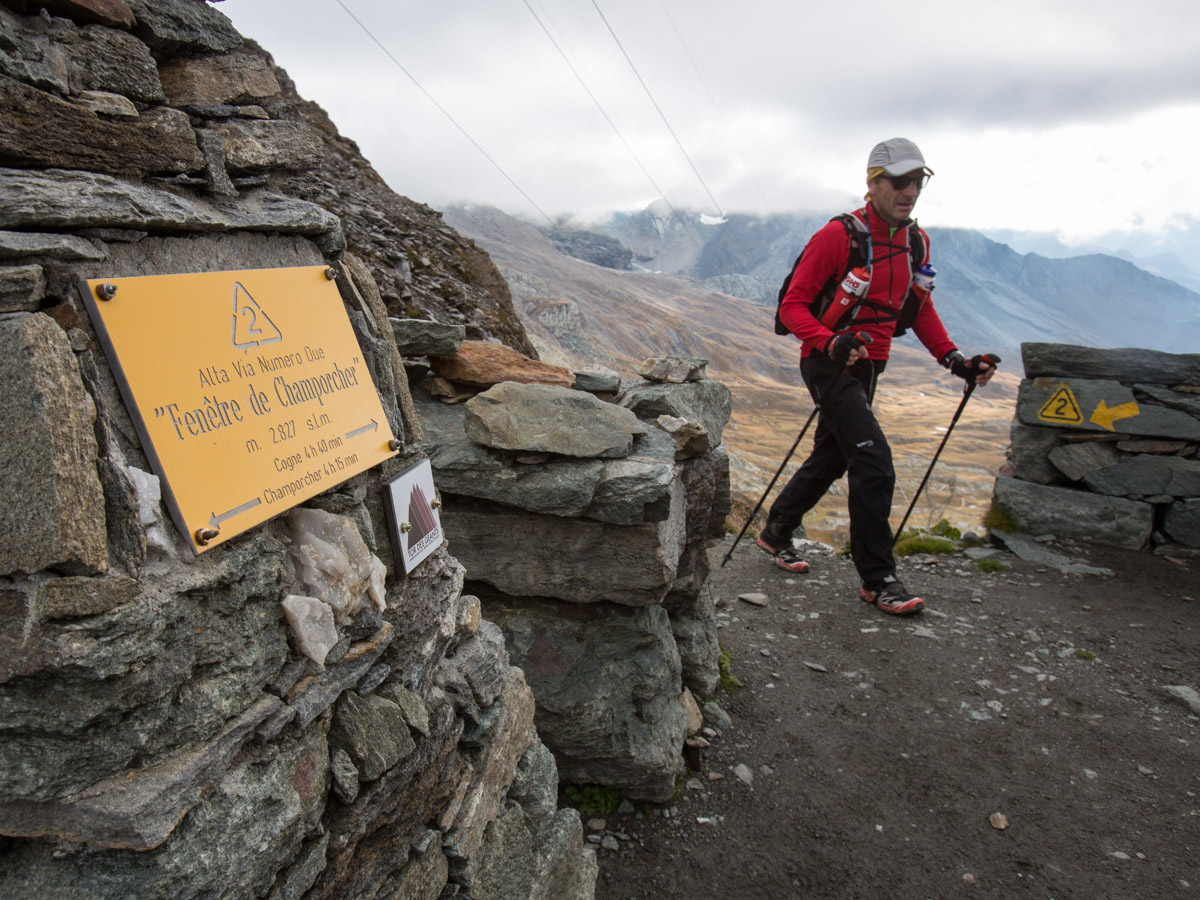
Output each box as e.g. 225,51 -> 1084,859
580,205 -> 1200,360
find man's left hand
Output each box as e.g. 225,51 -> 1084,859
949,352 -> 1000,387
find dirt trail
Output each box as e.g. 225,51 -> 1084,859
592,535 -> 1200,899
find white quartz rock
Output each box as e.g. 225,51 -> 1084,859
125,465 -> 173,553
367,555 -> 387,612
280,594 -> 338,667
287,507 -> 376,619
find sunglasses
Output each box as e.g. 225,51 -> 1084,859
882,172 -> 930,191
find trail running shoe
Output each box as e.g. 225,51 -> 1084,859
755,536 -> 810,573
860,576 -> 925,616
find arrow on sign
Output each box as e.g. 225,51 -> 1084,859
210,497 -> 262,529
345,419 -> 378,440
1090,399 -> 1140,432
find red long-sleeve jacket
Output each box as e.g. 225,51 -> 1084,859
778,205 -> 957,363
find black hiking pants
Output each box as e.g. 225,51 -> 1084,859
762,354 -> 896,587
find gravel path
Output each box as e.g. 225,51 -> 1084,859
592,535 -> 1200,899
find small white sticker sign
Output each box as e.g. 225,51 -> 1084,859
384,459 -> 443,572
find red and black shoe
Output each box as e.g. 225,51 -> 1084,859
860,577 -> 924,616
755,535 -> 810,573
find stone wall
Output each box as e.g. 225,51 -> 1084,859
994,342 -> 1200,554
0,2 -> 594,897
406,340 -> 731,802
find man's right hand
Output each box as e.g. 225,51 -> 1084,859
828,332 -> 868,368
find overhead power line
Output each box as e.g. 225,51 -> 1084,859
521,0 -> 716,268
590,0 -> 757,274
657,0 -> 788,243
335,0 -> 555,227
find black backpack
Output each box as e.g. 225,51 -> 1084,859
774,212 -> 925,338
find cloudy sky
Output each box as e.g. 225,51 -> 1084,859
223,0 -> 1200,253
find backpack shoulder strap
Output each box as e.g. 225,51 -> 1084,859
774,213 -> 863,337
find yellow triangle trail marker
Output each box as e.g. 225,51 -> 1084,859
231,282 -> 282,349
1038,385 -> 1083,424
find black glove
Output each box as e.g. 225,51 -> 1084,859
943,351 -> 1000,384
828,332 -> 866,368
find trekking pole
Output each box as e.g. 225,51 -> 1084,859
892,354 -> 1000,544
722,332 -> 872,567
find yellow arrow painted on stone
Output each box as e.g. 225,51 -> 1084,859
1090,398 -> 1140,431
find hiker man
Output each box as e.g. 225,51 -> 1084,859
757,137 -> 996,615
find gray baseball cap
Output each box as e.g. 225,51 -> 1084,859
867,138 -> 933,176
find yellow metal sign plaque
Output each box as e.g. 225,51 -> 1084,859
81,266 -> 396,554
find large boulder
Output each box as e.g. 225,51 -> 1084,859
464,382 -> 647,458
990,477 -> 1153,550
0,312 -> 107,576
483,594 -> 686,802
444,493 -> 685,607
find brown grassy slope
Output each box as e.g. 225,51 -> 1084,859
443,206 -> 1018,543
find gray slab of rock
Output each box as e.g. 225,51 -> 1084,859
507,739 -> 559,840
0,694 -> 280,849
391,317 -> 466,357
1082,455 -> 1200,498
620,379 -> 732,450
328,690 -> 416,782
443,491 -> 684,606
529,808 -> 598,900
0,77 -> 205,175
1017,377 -> 1200,440
0,725 -> 328,899
1006,421 -> 1067,485
465,382 -> 648,458
484,597 -> 685,803
0,313 -> 107,576
375,683 -> 431,738
1162,685 -> 1200,714
444,668 -> 537,883
73,90 -> 139,118
573,363 -> 620,394
1134,384 -> 1200,418
158,50 -> 281,107
0,230 -> 105,260
990,477 -> 1153,550
36,574 -> 138,619
1164,499 -> 1200,547
655,413 -> 711,459
98,232 -> 324,282
637,356 -> 708,383
585,456 -> 675,525
1048,440 -> 1119,482
1022,343 -> 1200,384
0,169 -> 343,254
0,263 -> 45,311
990,530 -> 1113,576
414,386 -> 604,516
205,119 -> 324,173
470,803 -> 535,899
125,0 -> 243,56
664,577 -> 720,698
61,24 -> 164,103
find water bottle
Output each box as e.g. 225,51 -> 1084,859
818,266 -> 871,329
913,263 -> 936,293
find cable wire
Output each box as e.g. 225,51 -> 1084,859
522,0 -> 716,269
591,0 -> 757,274
335,0 -> 555,226
657,0 -> 789,244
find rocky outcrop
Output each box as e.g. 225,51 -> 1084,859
412,343 -> 731,800
0,3 -> 592,898
994,342 -> 1200,554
